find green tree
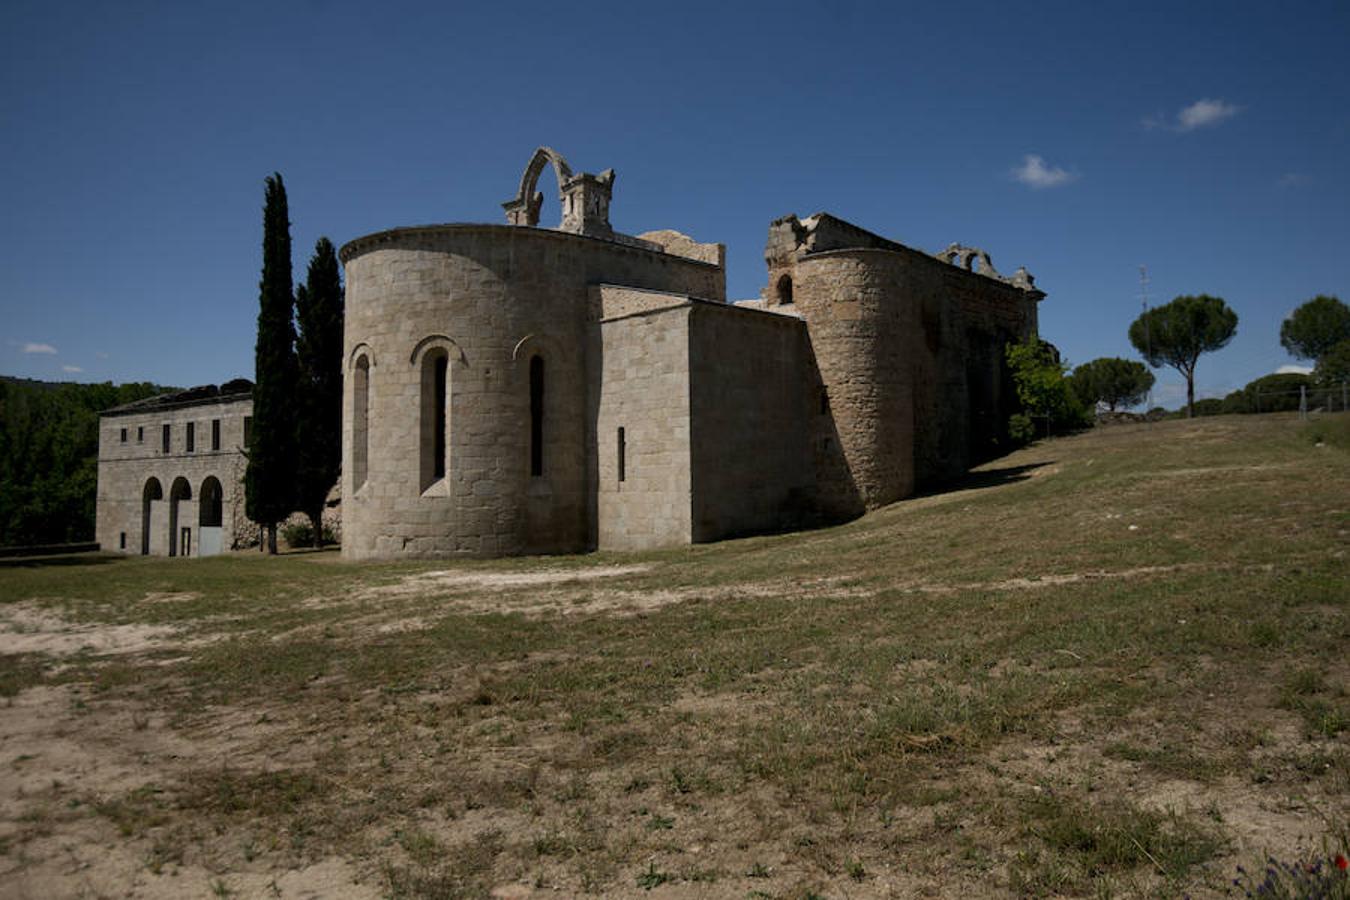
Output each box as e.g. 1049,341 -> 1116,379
294,237 -> 345,548
1222,372 -> 1313,415
1005,339 -> 1089,441
0,378 -> 167,547
1315,339 -> 1350,389
1280,295 -> 1350,362
245,173 -> 299,554
1128,294 -> 1238,418
1069,357 -> 1155,412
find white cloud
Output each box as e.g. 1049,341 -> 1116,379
62,365 -> 84,374
1277,172 -> 1310,188
1012,154 -> 1077,189
1276,364 -> 1313,375
96,351 -> 110,360
1175,98 -> 1240,131
22,342 -> 57,354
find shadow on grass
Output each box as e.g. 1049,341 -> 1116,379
0,552 -> 125,570
917,461 -> 1055,498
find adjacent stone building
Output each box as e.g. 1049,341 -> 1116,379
339,147 -> 1045,560
96,381 -> 253,556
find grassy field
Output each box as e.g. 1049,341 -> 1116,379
1,413 -> 1347,899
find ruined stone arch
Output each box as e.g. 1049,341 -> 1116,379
503,147 -> 574,227
936,243 -> 997,278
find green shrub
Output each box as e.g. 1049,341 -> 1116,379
280,521 -> 336,548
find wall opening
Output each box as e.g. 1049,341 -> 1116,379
168,477 -> 192,557
141,478 -> 162,555
243,416 -> 253,446
120,428 -> 127,443
137,426 -> 143,443
776,274 -> 794,306
186,421 -> 195,453
352,355 -> 370,491
161,423 -> 170,453
529,355 -> 544,477
617,427 -> 626,484
199,476 -> 223,527
420,349 -> 449,491
119,532 -> 126,550
211,419 -> 221,451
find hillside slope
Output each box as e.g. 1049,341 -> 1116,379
1,413 -> 1347,898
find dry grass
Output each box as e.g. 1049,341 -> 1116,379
1,412 -> 1348,898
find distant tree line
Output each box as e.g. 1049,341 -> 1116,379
0,378 -> 170,546
1005,291 -> 1350,440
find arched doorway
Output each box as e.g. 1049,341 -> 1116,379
198,476 -> 224,557
141,478 -> 163,555
168,477 -> 192,557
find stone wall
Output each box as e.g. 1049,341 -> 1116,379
595,306 -> 693,550
96,397 -> 251,556
340,224 -> 723,560
687,302 -> 813,541
773,215 -> 1042,514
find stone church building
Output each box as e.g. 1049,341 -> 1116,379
338,147 -> 1045,560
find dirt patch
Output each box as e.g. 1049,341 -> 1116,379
383,563 -> 652,595
884,562 -> 1208,596
0,603 -> 181,657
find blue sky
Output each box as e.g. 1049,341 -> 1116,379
2,0 -> 1347,409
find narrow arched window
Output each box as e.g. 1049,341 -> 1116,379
529,355 -> 544,477
352,355 -> 370,491
776,274 -> 793,306
420,349 -> 449,490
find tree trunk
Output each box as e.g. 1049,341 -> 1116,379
308,510 -> 324,548
266,524 -> 278,555
1186,375 -> 1195,418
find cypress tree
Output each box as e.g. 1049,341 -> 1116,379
294,237 -> 344,548
245,173 -> 299,553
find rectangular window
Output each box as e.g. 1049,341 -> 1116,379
529,356 -> 544,477
186,422 -> 195,453
119,532 -> 126,550
353,357 -> 370,490
162,423 -> 170,453
243,416 -> 252,446
433,356 -> 448,480
137,426 -> 144,443
420,350 -> 449,490
211,419 -> 220,451
617,427 -> 626,483
120,427 -> 127,443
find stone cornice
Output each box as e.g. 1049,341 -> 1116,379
339,223 -> 721,270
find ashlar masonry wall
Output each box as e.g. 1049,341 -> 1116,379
97,396 -> 251,556
687,302 -> 813,541
340,224 -> 723,560
595,304 -> 693,549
